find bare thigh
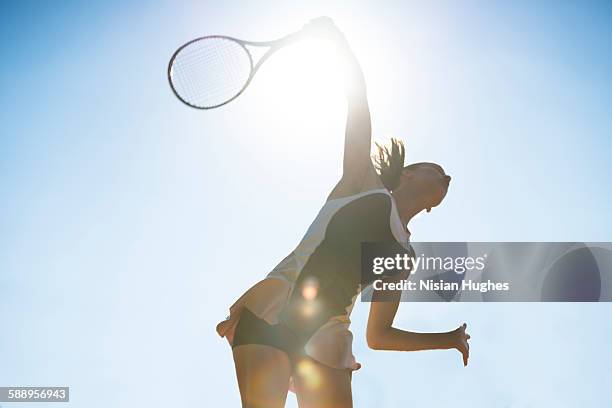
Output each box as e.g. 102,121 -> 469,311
292,356 -> 353,408
233,344 -> 292,408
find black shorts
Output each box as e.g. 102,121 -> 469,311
232,308 -> 306,357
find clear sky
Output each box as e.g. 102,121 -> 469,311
1,1 -> 611,407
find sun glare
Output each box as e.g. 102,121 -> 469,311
241,30 -> 407,164
250,38 -> 347,132
266,38 -> 345,97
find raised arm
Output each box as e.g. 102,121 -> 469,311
305,18 -> 373,195
366,273 -> 472,366
336,30 -> 372,188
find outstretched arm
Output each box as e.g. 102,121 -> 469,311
306,18 -> 373,194
366,274 -> 471,366
337,32 -> 371,188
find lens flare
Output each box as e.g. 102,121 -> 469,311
300,301 -> 318,318
301,277 -> 319,300
296,358 -> 322,390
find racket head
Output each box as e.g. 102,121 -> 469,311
168,36 -> 254,109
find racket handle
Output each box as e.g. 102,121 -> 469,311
273,29 -> 306,48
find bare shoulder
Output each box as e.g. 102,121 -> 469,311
326,161 -> 385,201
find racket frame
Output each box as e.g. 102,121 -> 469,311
168,30 -> 303,110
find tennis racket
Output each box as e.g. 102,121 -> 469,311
168,29 -> 305,110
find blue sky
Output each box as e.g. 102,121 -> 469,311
1,1 -> 611,407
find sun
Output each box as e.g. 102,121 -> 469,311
241,34 -> 393,163
249,37 -> 348,127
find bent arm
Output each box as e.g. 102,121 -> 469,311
366,273 -> 454,351
366,273 -> 471,365
367,298 -> 455,352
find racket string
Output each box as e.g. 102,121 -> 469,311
173,45 -> 243,102
170,37 -> 253,108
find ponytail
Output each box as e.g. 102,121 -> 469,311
372,138 -> 405,191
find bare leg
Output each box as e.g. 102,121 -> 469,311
233,344 -> 292,408
293,356 -> 353,408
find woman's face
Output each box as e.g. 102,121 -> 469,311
396,163 -> 451,212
